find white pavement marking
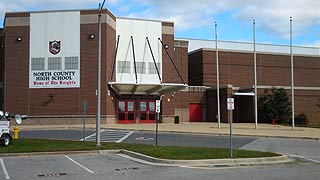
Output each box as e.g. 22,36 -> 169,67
65,156 -> 95,174
80,130 -> 106,141
116,131 -> 134,143
289,154 -> 320,164
81,130 -> 134,143
0,158 -> 10,179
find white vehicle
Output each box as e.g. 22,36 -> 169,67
0,111 -> 22,146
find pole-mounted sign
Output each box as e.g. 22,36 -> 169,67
155,99 -> 161,146
227,98 -> 234,110
227,98 -> 234,158
156,100 -> 161,113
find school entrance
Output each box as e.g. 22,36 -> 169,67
117,99 -> 156,123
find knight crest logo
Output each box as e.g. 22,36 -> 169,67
49,40 -> 61,55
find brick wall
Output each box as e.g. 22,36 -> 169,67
4,10 -> 117,123
189,49 -> 320,125
188,50 -> 203,86
4,24 -> 30,114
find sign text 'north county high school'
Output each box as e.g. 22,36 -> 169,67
30,70 -> 80,88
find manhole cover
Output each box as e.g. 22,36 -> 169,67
38,173 -> 67,177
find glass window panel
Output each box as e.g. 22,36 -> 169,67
128,113 -> 134,120
140,113 -> 147,120
118,101 -> 125,112
128,102 -> 134,111
149,102 -> 155,111
136,62 -> 146,74
48,57 -> 62,70
65,56 -> 79,70
149,62 -> 161,74
31,58 -> 45,70
140,102 -> 146,111
118,113 -> 125,120
149,113 -> 155,120
117,61 -> 131,73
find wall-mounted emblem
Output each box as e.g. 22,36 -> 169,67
49,40 -> 61,55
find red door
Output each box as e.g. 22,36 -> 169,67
139,100 -> 156,123
189,103 -> 203,122
118,100 -> 135,124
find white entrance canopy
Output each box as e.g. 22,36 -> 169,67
108,82 -> 188,95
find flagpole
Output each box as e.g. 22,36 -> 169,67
290,17 -> 295,130
253,20 -> 258,129
215,21 -> 221,128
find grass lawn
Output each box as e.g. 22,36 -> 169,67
0,138 -> 280,160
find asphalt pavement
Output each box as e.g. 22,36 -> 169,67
1,153 -> 319,180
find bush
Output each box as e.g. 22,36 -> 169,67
289,113 -> 308,126
258,88 -> 291,124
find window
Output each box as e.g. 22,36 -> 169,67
65,56 -> 79,70
117,61 -> 131,73
140,102 -> 147,111
31,58 -> 45,70
136,62 -> 146,74
149,62 -> 161,74
118,101 -> 125,112
48,57 -> 62,70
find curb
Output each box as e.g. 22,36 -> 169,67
0,150 -> 124,157
107,128 -> 320,141
18,125 -> 320,141
119,150 -> 293,166
0,149 -> 294,167
0,150 -> 100,157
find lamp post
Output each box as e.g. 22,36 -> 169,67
253,20 -> 258,129
215,21 -> 221,128
290,17 -> 295,130
96,0 -> 106,146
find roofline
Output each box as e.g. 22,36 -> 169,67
117,16 -> 173,24
176,37 -> 320,50
5,8 -> 102,15
188,48 -> 320,58
4,8 -> 173,25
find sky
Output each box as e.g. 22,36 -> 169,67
0,0 -> 319,47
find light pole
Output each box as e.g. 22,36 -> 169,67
96,0 -> 106,146
253,20 -> 258,129
215,21 -> 221,128
290,17 -> 295,130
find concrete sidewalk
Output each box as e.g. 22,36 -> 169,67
18,122 -> 320,140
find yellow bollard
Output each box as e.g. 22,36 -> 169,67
13,126 -> 19,139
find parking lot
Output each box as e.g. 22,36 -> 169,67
1,152 -> 320,180
0,153 -> 154,180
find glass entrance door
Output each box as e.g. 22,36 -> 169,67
139,100 -> 156,123
118,100 -> 135,123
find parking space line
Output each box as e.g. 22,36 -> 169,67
116,131 -> 135,143
65,156 -> 94,174
0,159 -> 10,179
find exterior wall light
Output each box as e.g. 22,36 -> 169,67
48,93 -> 54,101
89,34 -> 95,39
164,44 -> 169,49
16,36 -> 22,42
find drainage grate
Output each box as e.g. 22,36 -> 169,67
211,165 -> 230,168
38,173 -> 67,177
115,167 -> 139,172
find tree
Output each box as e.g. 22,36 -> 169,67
258,88 -> 291,124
